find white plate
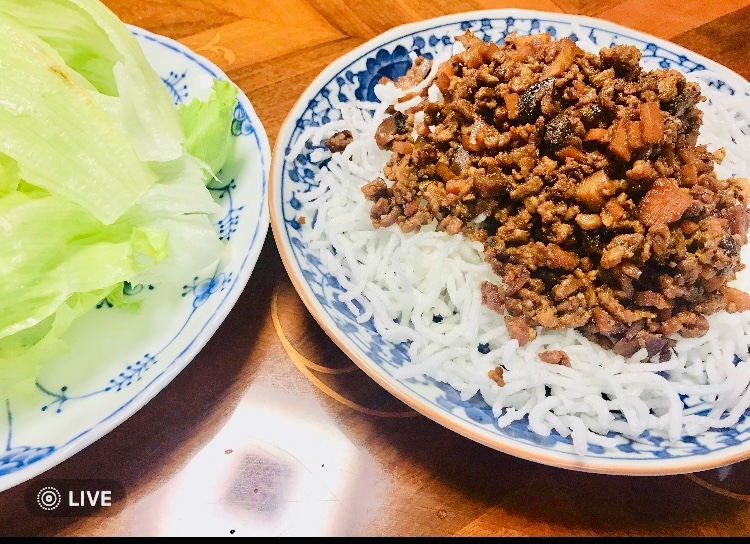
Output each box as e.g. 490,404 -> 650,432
0,27 -> 271,492
271,9 -> 750,475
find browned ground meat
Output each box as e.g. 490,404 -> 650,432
324,130 -> 354,152
360,30 -> 750,361
539,350 -> 572,366
488,366 -> 505,386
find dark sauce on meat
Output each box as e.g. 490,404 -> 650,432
347,30 -> 750,362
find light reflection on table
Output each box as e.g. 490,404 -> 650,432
131,385 -> 384,536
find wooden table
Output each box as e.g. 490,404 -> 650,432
2,0 -> 750,536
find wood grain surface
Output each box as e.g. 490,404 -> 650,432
1,0 -> 749,536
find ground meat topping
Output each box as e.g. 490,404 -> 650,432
324,130 -> 353,153
488,366 -> 506,386
360,30 -> 750,360
539,350 -> 571,367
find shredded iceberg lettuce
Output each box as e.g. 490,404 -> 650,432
0,0 -> 239,398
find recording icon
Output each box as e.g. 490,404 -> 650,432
36,486 -> 62,511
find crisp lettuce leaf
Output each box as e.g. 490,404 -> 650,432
62,0 -> 185,163
2,0 -> 185,163
179,80 -> 238,181
0,190 -> 167,339
0,0 -> 239,399
0,153 -> 20,195
0,0 -> 122,96
0,11 -> 157,224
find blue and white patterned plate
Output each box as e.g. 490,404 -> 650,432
0,27 -> 271,492
270,10 -> 750,475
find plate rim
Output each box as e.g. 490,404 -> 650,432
0,24 -> 271,493
270,8 -> 750,476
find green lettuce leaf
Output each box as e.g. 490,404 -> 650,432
0,11 -> 157,225
0,0 -> 122,96
1,0 -> 185,163
63,0 -> 185,162
179,80 -> 238,181
0,0 -> 238,399
0,190 -> 167,339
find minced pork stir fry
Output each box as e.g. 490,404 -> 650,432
326,30 -> 750,363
